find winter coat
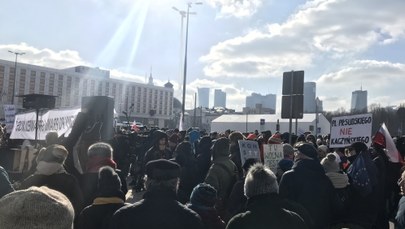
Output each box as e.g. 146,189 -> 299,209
226,193 -> 307,229
110,189 -> 204,229
78,196 -> 128,229
19,172 -> 84,217
0,166 -> 14,198
279,159 -> 342,229
227,179 -> 247,218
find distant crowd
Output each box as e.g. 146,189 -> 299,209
1,116 -> 405,229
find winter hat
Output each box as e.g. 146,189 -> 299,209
229,131 -> 245,144
212,137 -> 230,158
87,142 -> 113,158
317,145 -> 329,159
189,183 -> 217,207
350,142 -> 368,154
246,133 -> 257,140
321,153 -> 340,173
244,163 -> 278,198
146,159 -> 181,180
0,186 -> 74,229
36,144 -> 68,163
283,143 -> 295,157
268,133 -> 283,144
97,166 -> 122,197
295,142 -> 318,159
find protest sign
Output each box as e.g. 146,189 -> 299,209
3,104 -> 16,133
238,140 -> 261,166
263,144 -> 284,173
10,108 -> 81,140
329,113 -> 372,148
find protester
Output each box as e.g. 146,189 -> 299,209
187,183 -> 226,229
395,168 -> 405,228
173,141 -> 200,204
227,158 -> 257,218
195,136 -> 213,183
205,137 -> 239,221
229,131 -> 245,179
143,130 -> 171,166
78,166 -> 128,229
276,143 -> 295,182
317,144 -> 329,160
81,142 -> 127,207
0,186 -> 74,229
0,165 -> 14,198
19,144 -> 83,218
279,142 -> 341,228
110,159 -> 204,229
226,163 -> 307,229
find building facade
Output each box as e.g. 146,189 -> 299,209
351,89 -> 368,113
197,87 -> 210,108
245,93 -> 276,114
304,82 -> 316,113
0,59 -> 174,127
214,89 -> 226,108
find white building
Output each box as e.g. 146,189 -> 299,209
214,89 -> 226,108
198,87 -> 210,108
0,59 -> 174,127
246,93 -> 276,113
211,113 -> 330,136
351,89 -> 368,112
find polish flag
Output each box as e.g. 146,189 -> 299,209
131,120 -> 140,132
373,123 -> 402,163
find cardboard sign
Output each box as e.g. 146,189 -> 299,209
10,108 -> 81,140
238,140 -> 261,166
263,144 -> 284,173
329,113 -> 373,148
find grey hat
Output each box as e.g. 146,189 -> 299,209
321,153 -> 340,173
244,163 -> 278,198
0,186 -> 74,229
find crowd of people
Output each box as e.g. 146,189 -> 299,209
1,119 -> 405,229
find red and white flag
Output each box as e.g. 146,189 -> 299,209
373,123 -> 402,163
131,120 -> 140,132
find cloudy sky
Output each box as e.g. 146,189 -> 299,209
1,0 -> 404,112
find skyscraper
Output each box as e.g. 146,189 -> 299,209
351,89 -> 368,112
304,82 -> 316,113
198,87 -> 210,108
245,93 -> 276,113
214,89 -> 226,108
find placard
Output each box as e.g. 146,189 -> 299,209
263,144 -> 284,173
329,113 -> 372,148
238,140 -> 261,166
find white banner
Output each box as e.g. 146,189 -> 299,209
263,144 -> 284,173
10,108 -> 81,140
329,113 -> 373,148
238,140 -> 261,166
3,104 -> 16,133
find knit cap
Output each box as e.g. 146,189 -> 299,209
321,153 -> 340,173
0,186 -> 74,229
189,183 -> 217,207
244,163 -> 278,198
268,133 -> 283,144
36,144 -> 68,163
98,166 -> 122,197
282,143 -> 295,157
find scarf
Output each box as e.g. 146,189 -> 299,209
326,172 -> 349,189
35,161 -> 66,176
86,156 -> 117,173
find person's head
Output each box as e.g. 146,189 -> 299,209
347,142 -> 368,157
306,134 -> 316,145
321,153 -> 340,173
242,158 -> 258,175
97,166 -> 123,198
0,186 -> 74,229
45,132 -> 59,145
151,130 -> 168,151
282,143 -> 295,160
145,159 -> 181,192
88,142 -> 113,158
229,131 -> 245,146
36,144 -> 68,164
189,183 -> 218,208
212,137 -> 230,160
244,163 -> 279,198
174,141 -> 193,165
293,141 -> 318,161
317,145 -> 329,160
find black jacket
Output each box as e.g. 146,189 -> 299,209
226,193 -> 307,229
110,189 -> 204,229
279,159 -> 342,229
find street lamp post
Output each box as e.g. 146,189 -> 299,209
8,51 -> 25,105
174,2 -> 202,129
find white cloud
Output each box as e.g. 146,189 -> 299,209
201,0 -> 405,78
206,0 -> 263,18
317,60 -> 405,111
